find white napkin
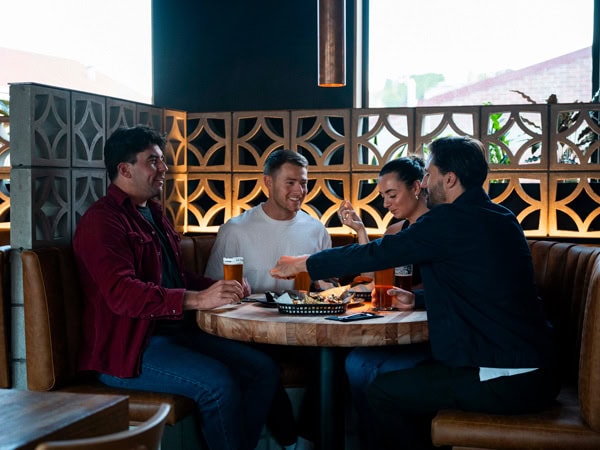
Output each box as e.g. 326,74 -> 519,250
274,292 -> 294,304
318,284 -> 351,299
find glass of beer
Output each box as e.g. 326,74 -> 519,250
294,271 -> 312,292
373,267 -> 395,311
394,264 -> 413,292
223,257 -> 244,284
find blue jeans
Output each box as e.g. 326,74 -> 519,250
98,330 -> 279,450
345,343 -> 432,450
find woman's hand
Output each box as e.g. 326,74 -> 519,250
184,279 -> 244,310
338,200 -> 370,244
338,200 -> 364,233
270,255 -> 309,279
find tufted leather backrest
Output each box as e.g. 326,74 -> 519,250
527,240 -> 600,431
180,234 -> 217,275
22,247 -> 84,390
579,253 -> 600,430
0,249 -> 10,388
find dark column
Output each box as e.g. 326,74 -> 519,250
152,0 -> 355,112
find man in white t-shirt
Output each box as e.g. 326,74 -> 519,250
205,149 -> 330,450
205,150 -> 331,292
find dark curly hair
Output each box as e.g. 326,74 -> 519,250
104,125 -> 166,181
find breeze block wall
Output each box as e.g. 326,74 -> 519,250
6,82 -> 600,387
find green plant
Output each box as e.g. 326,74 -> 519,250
488,109 -> 511,164
510,89 -> 600,164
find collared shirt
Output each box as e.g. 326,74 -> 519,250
73,184 -> 214,377
307,187 -> 556,369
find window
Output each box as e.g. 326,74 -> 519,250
0,0 -> 152,104
369,0 -> 595,107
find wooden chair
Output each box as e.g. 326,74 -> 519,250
34,403 -> 170,450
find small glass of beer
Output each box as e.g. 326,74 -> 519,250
223,257 -> 244,285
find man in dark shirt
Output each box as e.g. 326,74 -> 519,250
270,136 -> 558,449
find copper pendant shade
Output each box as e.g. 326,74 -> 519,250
318,0 -> 346,87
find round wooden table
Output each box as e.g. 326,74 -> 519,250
197,301 -> 428,450
197,302 -> 428,346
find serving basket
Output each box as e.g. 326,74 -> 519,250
276,301 -> 348,315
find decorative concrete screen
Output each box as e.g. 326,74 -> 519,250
8,83 -> 600,249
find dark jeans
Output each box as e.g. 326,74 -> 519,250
98,331 -> 280,450
367,361 -> 560,450
345,343 -> 432,449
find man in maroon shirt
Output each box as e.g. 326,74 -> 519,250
73,125 -> 279,450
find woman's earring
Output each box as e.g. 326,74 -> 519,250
415,193 -> 419,200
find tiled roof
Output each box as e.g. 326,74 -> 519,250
418,47 -> 593,106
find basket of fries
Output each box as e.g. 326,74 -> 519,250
268,288 -> 352,316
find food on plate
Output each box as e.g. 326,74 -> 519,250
268,284 -> 358,305
296,291 -> 347,304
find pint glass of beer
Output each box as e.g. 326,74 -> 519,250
373,267 -> 395,310
223,257 -> 244,284
394,264 -> 413,292
294,271 -> 312,292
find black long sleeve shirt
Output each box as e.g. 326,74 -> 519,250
307,187 -> 556,369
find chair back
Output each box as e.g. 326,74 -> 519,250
34,403 -> 170,450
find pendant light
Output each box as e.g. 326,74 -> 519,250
318,0 -> 346,87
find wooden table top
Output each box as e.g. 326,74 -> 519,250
1,389 -> 129,450
197,301 -> 428,347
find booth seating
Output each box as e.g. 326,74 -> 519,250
432,240 -> 600,449
0,249 -> 10,388
21,235 -> 600,447
21,246 -> 196,425
20,233 -> 357,423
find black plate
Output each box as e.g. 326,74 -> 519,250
244,294 -> 278,308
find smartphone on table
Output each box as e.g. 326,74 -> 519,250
325,312 -> 383,322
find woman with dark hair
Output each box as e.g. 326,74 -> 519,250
338,155 -> 429,244
337,156 -> 431,450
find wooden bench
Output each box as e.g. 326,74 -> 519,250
431,240 -> 600,449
